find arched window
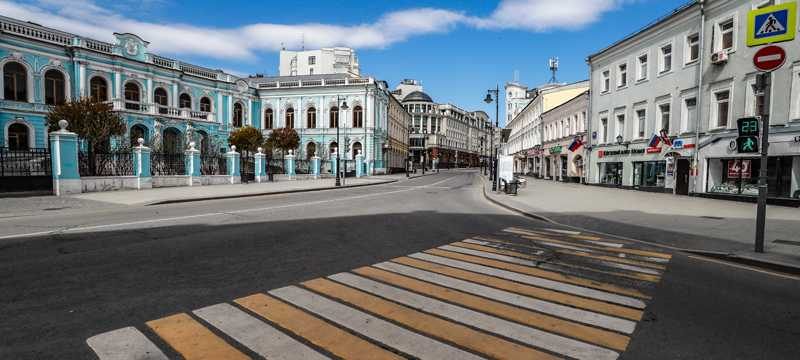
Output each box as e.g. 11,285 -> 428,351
129,124 -> 147,147
232,102 -> 243,127
162,128 -> 181,154
124,82 -> 141,110
352,141 -> 363,157
264,108 -> 273,129
329,141 -> 338,156
154,88 -> 168,114
306,107 -> 316,128
329,106 -> 339,128
353,106 -> 363,128
3,62 -> 28,102
7,123 -> 29,150
89,76 -> 108,102
179,93 -> 192,109
285,107 -> 294,128
200,97 -> 212,112
306,142 -> 316,159
44,69 -> 66,105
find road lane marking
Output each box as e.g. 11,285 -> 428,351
507,227 -> 671,260
86,326 -> 169,360
329,272 -> 620,360
235,293 -> 402,360
544,228 -> 582,235
302,277 -> 554,360
371,261 -> 637,335
145,313 -> 250,360
432,247 -> 651,299
556,248 -> 667,270
410,252 -> 647,309
456,240 -> 546,258
192,303 -> 327,360
392,256 -> 643,320
269,285 -> 484,360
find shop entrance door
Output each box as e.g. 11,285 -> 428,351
675,158 -> 690,195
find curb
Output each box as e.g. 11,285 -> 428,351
146,179 -> 398,206
479,176 -> 800,276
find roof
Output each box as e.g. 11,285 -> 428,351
248,73 -> 357,83
403,91 -> 434,103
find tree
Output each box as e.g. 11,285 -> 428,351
265,127 -> 300,159
47,98 -> 126,151
227,126 -> 264,155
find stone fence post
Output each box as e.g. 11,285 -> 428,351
355,150 -> 365,178
311,155 -> 321,179
255,147 -> 267,183
185,141 -> 201,186
225,145 -> 241,184
133,138 -> 152,190
49,120 -> 81,196
285,149 -> 296,180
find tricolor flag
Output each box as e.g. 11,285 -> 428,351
648,134 -> 661,148
568,137 -> 583,152
659,130 -> 673,147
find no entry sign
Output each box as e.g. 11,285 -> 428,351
753,45 -> 786,72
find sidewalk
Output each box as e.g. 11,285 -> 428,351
483,176 -> 800,272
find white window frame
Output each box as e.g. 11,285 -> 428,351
617,63 -> 628,88
713,15 -> 737,53
614,108 -> 626,141
710,84 -> 733,130
658,41 -> 674,75
684,32 -> 700,65
634,106 -> 647,139
680,92 -> 698,134
753,0 -> 779,10
657,100 -> 672,135
637,51 -> 649,82
598,111 -> 609,144
601,69 -> 610,93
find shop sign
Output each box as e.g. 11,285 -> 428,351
549,146 -> 563,154
666,156 -> 675,177
646,147 -> 662,154
727,159 -> 752,179
597,148 -> 645,158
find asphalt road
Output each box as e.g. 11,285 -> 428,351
0,170 -> 798,359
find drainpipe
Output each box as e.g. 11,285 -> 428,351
692,0 -> 706,194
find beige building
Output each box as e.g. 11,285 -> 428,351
386,91 -> 411,172
540,90 -> 589,182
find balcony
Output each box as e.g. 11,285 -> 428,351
255,77 -> 374,89
108,99 -> 216,123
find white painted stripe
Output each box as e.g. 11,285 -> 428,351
409,253 -> 646,309
644,257 -> 670,263
463,239 -> 546,255
584,240 -> 625,248
375,261 -> 636,334
86,326 -> 169,360
758,54 -> 782,62
544,228 -> 581,235
269,286 -> 483,360
602,261 -> 662,275
538,241 -> 595,253
193,303 -> 327,360
440,244 -> 542,266
329,273 -> 619,360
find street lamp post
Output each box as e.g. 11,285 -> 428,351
335,97 -> 349,187
421,128 -> 428,175
484,85 -> 499,191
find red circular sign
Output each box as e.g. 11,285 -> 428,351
753,45 -> 786,72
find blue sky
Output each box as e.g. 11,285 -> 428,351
3,0 -> 687,126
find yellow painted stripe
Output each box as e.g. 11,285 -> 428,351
453,241 -> 543,260
471,237 -> 661,282
557,248 -> 667,270
302,278 -> 558,360
571,234 -> 604,241
426,248 -> 651,300
520,233 -> 672,260
393,256 -> 644,320
354,266 -> 631,351
235,293 -> 401,360
145,313 -> 250,360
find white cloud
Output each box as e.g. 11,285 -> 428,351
0,0 -> 629,60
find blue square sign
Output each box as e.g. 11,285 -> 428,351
754,10 -> 789,39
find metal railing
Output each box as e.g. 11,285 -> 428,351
294,160 -> 310,174
200,155 -> 227,175
268,159 -> 285,175
78,152 -> 134,176
151,153 -> 186,176
0,148 -> 51,176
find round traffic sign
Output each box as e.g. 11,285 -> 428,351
753,45 -> 786,72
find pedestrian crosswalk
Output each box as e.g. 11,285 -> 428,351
86,226 -> 672,359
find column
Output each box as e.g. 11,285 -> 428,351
49,120 -> 81,196
330,150 -> 338,176
225,145 -> 241,184
285,149 -> 296,179
132,138 -> 152,190
146,78 -> 155,114
311,155 -> 321,179
355,150 -> 364,178
185,141 -> 201,186
255,147 -> 267,183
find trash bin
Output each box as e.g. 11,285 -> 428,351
505,179 -> 519,195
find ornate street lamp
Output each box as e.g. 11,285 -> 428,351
484,85 -> 499,191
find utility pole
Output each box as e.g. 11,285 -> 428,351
754,72 -> 771,253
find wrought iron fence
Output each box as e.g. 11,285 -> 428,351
0,147 -> 51,176
200,155 -> 227,175
78,151 -> 134,176
320,160 -> 333,175
294,159 -> 310,174
268,158 -> 285,175
151,153 -> 185,176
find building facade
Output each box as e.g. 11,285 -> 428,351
279,47 -> 360,77
386,88 -> 411,172
540,90 -> 589,182
505,81 -> 532,125
587,0 -> 800,201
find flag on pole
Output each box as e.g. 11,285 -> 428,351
568,137 -> 583,152
659,130 -> 672,147
648,134 -> 661,147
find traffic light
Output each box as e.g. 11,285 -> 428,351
737,136 -> 759,153
736,118 -> 760,153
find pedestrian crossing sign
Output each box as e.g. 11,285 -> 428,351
747,2 -> 796,46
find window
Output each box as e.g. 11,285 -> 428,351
637,54 -> 648,81
264,108 -> 273,128
179,93 -> 191,109
329,106 -> 339,128
233,103 -> 243,127
285,107 -> 294,128
636,109 -> 646,138
616,113 -> 625,140
7,123 -> 29,150
353,106 -> 363,128
750,83 -> 766,116
44,69 -> 66,105
308,56 -> 316,65
124,82 -> 140,110
200,97 -> 212,112
682,97 -> 697,133
686,33 -> 699,63
718,18 -> 735,52
659,103 -> 671,133
307,107 -> 316,128
3,62 -> 28,102
659,44 -> 672,73
309,68 -> 314,75
714,90 -> 730,128
154,88 -> 168,114
601,117 -> 609,143
90,77 -> 108,102
617,63 -> 627,88
602,70 -> 610,92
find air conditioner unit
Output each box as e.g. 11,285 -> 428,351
710,51 -> 728,65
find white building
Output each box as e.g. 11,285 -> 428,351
505,81 -> 532,124
279,48 -> 360,77
587,0 -> 799,202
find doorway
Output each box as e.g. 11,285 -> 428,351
675,158 -> 690,195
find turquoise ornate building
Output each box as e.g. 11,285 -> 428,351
0,15 -> 393,172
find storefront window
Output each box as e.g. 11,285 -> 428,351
600,162 -> 623,186
708,157 -> 793,197
633,161 -> 666,188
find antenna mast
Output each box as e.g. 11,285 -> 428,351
548,57 -> 559,84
